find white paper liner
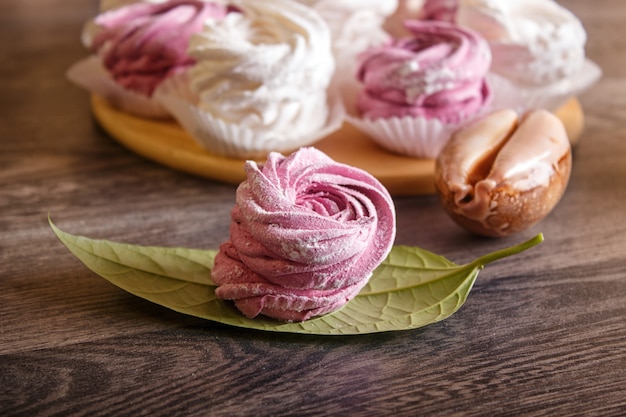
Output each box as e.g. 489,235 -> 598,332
343,59 -> 601,159
488,59 -> 602,113
66,55 -> 171,119
154,73 -> 346,159
345,112 -> 461,159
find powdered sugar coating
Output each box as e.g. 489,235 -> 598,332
211,147 -> 396,322
356,20 -> 492,124
90,0 -> 230,97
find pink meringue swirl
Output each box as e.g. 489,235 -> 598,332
422,0 -> 458,22
211,147 -> 396,322
356,20 -> 492,124
90,0 -> 231,96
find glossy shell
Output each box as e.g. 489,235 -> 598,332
435,109 -> 572,237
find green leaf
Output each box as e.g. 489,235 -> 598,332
50,218 -> 543,335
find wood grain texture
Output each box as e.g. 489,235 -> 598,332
1,1 -> 625,416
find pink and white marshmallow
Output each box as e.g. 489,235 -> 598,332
211,147 -> 396,322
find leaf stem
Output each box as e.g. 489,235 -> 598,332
468,233 -> 544,269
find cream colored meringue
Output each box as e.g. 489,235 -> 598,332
186,0 -> 335,140
456,0 -> 587,86
295,0 -> 398,60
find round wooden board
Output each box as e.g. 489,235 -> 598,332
91,95 -> 584,196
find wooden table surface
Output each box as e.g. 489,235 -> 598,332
2,1 -> 625,416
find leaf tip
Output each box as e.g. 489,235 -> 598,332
48,214 -> 64,239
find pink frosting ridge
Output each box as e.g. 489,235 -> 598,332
356,20 -> 492,124
211,147 -> 396,322
90,0 -> 231,96
422,0 -> 459,22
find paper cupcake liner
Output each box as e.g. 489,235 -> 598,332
66,55 -> 171,119
488,59 -> 602,113
345,112 -> 461,159
154,73 -> 346,160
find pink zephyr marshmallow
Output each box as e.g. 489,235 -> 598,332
90,0 -> 232,96
211,147 -> 396,322
422,0 -> 459,22
356,20 -> 492,124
